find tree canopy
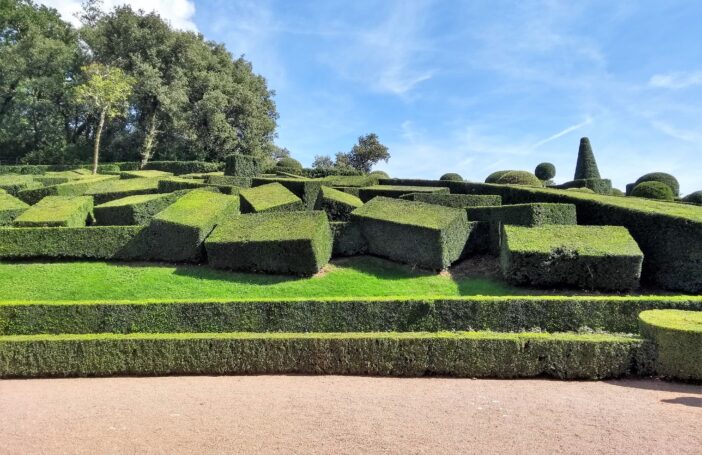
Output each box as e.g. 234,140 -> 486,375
313,133 -> 390,173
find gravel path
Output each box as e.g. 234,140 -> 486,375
1,376 -> 700,454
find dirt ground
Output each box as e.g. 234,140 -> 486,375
1,376 -> 700,454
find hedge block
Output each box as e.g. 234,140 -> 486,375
85,177 -> 162,204
94,192 -> 185,226
157,177 -> 240,195
0,193 -> 30,225
557,178 -> 612,195
330,221 -> 367,256
143,190 -> 240,262
351,197 -> 471,269
0,174 -> 43,196
207,175 -> 252,188
251,177 -> 322,210
16,175 -> 117,205
467,203 -> 577,226
206,211 -> 332,276
140,161 -> 223,175
224,154 -> 261,177
500,225 -> 643,291
639,309 -> 702,380
13,196 -> 93,228
358,185 -> 449,202
316,186 -> 363,221
120,170 -> 174,179
401,193 -> 502,208
240,182 -> 303,213
321,175 -> 379,187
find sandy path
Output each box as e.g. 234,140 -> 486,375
1,376 -> 700,454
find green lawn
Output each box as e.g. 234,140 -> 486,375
0,256 -> 515,301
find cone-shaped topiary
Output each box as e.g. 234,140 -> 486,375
440,173 -> 463,181
682,191 -> 702,206
495,171 -> 542,187
276,157 -> 303,169
485,170 -> 512,183
634,172 -> 679,197
574,137 -> 601,180
631,181 -> 674,201
535,162 -> 556,181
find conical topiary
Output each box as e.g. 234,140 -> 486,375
574,137 -> 601,180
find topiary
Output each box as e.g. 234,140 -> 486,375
369,170 -> 390,179
495,171 -> 542,187
611,188 -> 625,197
485,170 -> 512,183
276,157 -> 303,169
440,172 -> 463,181
634,172 -> 680,197
682,191 -> 702,206
574,137 -> 601,180
535,162 -> 556,181
631,181 -> 674,201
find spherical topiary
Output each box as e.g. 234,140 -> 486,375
634,172 -> 680,197
631,181 -> 674,201
485,170 -> 512,183
276,157 -> 303,169
369,170 -> 390,178
440,172 -> 463,181
495,170 -> 542,187
535,162 -> 556,181
682,191 -> 702,206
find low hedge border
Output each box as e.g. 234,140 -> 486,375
639,309 -> 702,380
0,331 -> 651,379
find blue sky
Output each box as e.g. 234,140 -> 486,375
44,0 -> 702,193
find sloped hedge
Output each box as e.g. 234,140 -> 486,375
252,177 -> 322,210
13,196 -> 94,228
85,177 -> 163,204
315,186 -> 363,221
207,175 -> 252,188
358,185 -> 449,202
0,175 -> 44,196
0,193 -> 29,225
94,192 -> 184,226
16,175 -> 117,205
557,178 -> 612,195
240,182 -> 304,213
639,309 -> 702,380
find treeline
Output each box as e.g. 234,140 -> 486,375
0,0 -> 278,167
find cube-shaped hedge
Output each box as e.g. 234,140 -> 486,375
16,175 -> 117,205
351,197 -> 471,269
205,211 -> 332,276
251,177 -> 322,210
467,203 -> 577,226
84,177 -> 162,204
143,190 -> 240,262
358,185 -> 450,202
240,182 -> 303,213
401,193 -> 502,208
94,192 -> 185,226
0,174 -> 44,195
330,221 -> 367,257
13,196 -> 94,228
500,225 -> 643,291
316,186 -> 363,221
207,175 -> 252,188
224,154 -> 261,177
0,193 -> 30,225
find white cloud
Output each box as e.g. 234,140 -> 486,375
37,0 -> 197,31
649,71 -> 702,89
528,117 -> 593,150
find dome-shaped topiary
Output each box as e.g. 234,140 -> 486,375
440,172 -> 463,181
276,157 -> 303,169
369,170 -> 390,178
535,162 -> 556,181
682,191 -> 702,206
574,137 -> 601,180
495,170 -> 542,187
634,172 -> 680,197
631,181 -> 674,201
485,170 -> 512,183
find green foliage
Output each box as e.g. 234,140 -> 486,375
558,178 -> 612,195
351,197 -> 471,269
330,221 -> 367,256
369,170 -> 390,179
495,171 -> 542,187
240,182 -> 303,213
120,170 -> 173,179
639,310 -> 702,380
85,177 -> 162,204
276,157 -> 302,169
574,137 -> 601,180
358,185 -> 449,202
567,187 -> 595,194
611,188 -> 625,197
157,177 -> 208,193
682,191 -> 702,205
251,177 -> 322,210
485,170 -> 511,183
439,173 -> 463,182
0,193 -> 29,225
75,64 -> 135,120
140,161 -> 223,175
224,154 -> 262,177
634,173 -> 680,197
401,193 -> 502,208
16,175 -> 117,204
467,203 -> 577,227
0,174 -> 43,196
631,181 -> 674,201
94,192 -> 184,226
316,186 -> 363,221
336,133 -> 390,173
321,175 -> 379,187
206,175 -> 252,188
501,225 -> 643,291
13,196 -> 93,227
535,162 -> 556,181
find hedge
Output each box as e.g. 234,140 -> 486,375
251,177 -> 322,210
0,331 -> 650,379
207,175 -> 252,188
315,186 -> 363,221
141,161 -> 223,175
401,193 -> 502,208
0,174 -> 44,196
321,175 -> 379,187
240,182 -> 304,213
0,164 -> 118,175
0,194 -> 29,225
485,170 -> 511,183
467,203 -> 577,226
574,137 -> 601,180
120,170 -> 173,179
631,181 -> 674,201
495,171 -> 542,187
358,185 -> 449,202
84,177 -> 163,204
157,177 -> 207,192
557,178 -> 612,195
276,157 -> 303,169
224,154 -> 261,177
535,163 -> 556,181
179,172 -> 224,179
330,221 -> 367,256
369,170 -> 390,179
331,186 -> 361,197
638,309 -> 702,380
13,196 -> 94,228
94,192 -> 185,226
634,173 -> 680,197
205,211 -> 332,276
501,225 -> 643,291
138,190 -> 239,262
440,173 -> 463,181
16,175 -> 117,204
0,226 -> 146,259
351,197 -> 471,269
682,191 -> 702,206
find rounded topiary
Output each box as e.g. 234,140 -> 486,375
369,170 -> 390,179
276,157 -> 303,169
682,191 -> 702,205
535,162 -> 556,181
495,170 -> 542,187
440,172 -> 463,182
631,181 -> 674,201
485,170 -> 512,183
639,309 -> 702,380
634,172 -> 680,197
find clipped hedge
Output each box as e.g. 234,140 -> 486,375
224,154 -> 261,177
501,225 -> 643,291
369,170 -> 390,179
157,177 -> 208,192
315,186 -> 363,221
240,182 -> 303,213
85,177 -> 162,204
207,175 -> 252,188
535,163 -> 556,181
574,137 -> 601,180
276,157 -> 303,169
440,173 -> 463,182
16,175 -> 117,205
251,177 -> 322,210
631,181 -> 674,201
13,196 -> 93,228
141,161 -> 223,175
330,221 -> 367,256
0,193 -> 29,225
485,170 -> 511,183
120,170 -> 173,179
351,197 -> 471,269
0,331 -> 650,379
94,192 -> 184,226
682,191 -> 702,206
634,173 -> 680,197
557,178 -> 612,195
0,174 -> 44,196
358,185 -> 449,202
206,211 -> 332,276
401,193 -> 502,208
467,203 -> 577,226
495,171 -> 542,187
321,175 -> 379,188
638,309 -> 702,380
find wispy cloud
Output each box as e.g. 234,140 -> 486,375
651,121 -> 702,143
529,117 -> 593,150
649,71 -> 702,89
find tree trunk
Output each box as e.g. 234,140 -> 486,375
140,111 -> 158,169
92,108 -> 106,175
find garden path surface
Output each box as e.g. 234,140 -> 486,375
1,376 -> 700,454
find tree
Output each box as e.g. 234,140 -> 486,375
74,63 -> 134,173
312,155 -> 334,170
340,133 -> 390,173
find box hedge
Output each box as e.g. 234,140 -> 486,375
141,161 -> 223,175
16,175 -> 117,205
358,185 -> 449,202
142,190 -> 240,262
351,197 -> 471,269
13,196 -> 94,228
557,178 -> 612,195
638,309 -> 702,380
157,177 -> 240,195
330,221 -> 367,256
501,225 -> 643,291
0,174 -> 43,196
401,193 -> 502,208
316,186 -> 363,221
94,192 -> 185,226
0,194 -> 29,225
84,177 -> 163,204
224,154 -> 261,177
467,203 -> 577,226
240,182 -> 304,213
206,211 -> 332,276
120,170 -> 174,179
206,175 -> 252,188
252,177 -> 322,210
321,175 -> 380,187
